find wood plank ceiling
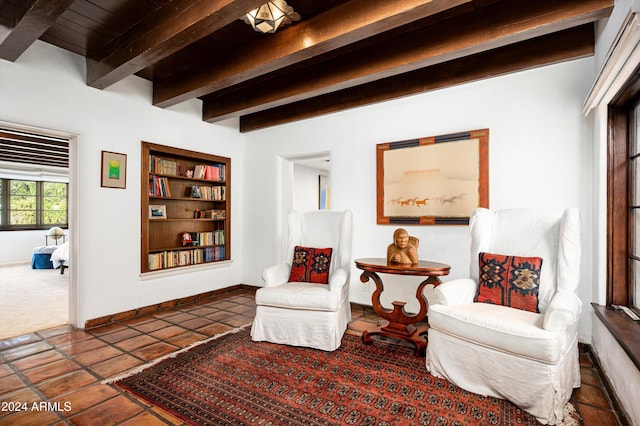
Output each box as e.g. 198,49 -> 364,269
0,0 -> 613,132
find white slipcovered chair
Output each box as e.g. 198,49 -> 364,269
251,210 -> 353,351
426,208 -> 582,425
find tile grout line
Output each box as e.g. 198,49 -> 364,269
0,342 -> 68,424
0,293 -> 254,425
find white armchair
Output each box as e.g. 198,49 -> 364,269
426,208 -> 582,425
251,210 -> 353,351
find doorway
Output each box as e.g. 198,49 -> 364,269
0,122 -> 77,339
290,153 -> 331,211
274,152 -> 330,262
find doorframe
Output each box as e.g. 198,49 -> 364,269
277,151 -> 330,259
0,120 -> 78,328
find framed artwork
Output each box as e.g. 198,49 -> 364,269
376,129 -> 489,225
149,204 -> 167,219
101,151 -> 127,189
319,175 -> 330,210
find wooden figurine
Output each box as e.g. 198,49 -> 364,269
387,228 -> 419,264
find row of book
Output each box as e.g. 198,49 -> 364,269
148,246 -> 226,271
186,230 -> 225,246
149,155 -> 180,176
195,209 -> 226,219
191,185 -> 226,200
193,164 -> 226,181
149,155 -> 226,182
149,176 -> 171,197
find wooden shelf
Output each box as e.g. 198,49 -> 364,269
149,218 -> 225,222
592,304 -> 640,371
141,141 -> 231,273
150,172 -> 225,184
149,196 -> 226,202
149,244 -> 225,252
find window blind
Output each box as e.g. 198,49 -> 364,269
0,128 -> 69,168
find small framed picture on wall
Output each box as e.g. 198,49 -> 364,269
101,151 -> 127,189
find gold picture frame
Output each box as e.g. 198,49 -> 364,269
101,151 -> 127,189
376,129 -> 489,225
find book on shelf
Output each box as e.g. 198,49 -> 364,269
185,230 -> 224,246
194,209 -> 226,219
149,175 -> 172,197
150,155 -> 181,176
203,209 -> 226,219
148,246 -> 226,270
192,186 -> 225,200
193,164 -> 226,181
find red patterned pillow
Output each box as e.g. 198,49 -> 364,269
288,246 -> 333,284
475,252 -> 542,313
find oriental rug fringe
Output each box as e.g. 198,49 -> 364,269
108,325 -> 578,425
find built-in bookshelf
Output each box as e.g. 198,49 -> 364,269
141,142 -> 230,273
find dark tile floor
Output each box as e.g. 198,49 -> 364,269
0,289 -> 623,425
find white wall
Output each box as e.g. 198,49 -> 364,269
594,0 -> 637,71
293,164 -> 325,211
242,58 -> 595,342
0,41 -> 245,327
0,230 -> 64,264
592,314 -> 640,422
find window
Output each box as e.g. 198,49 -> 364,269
608,68 -> 640,311
10,180 -> 36,225
42,181 -> 68,225
0,179 -> 68,230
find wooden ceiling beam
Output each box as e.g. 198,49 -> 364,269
239,24 -> 595,132
153,0 -> 472,108
204,0 -> 612,123
0,0 -> 76,61
86,0 -> 266,89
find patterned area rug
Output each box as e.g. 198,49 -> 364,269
110,326 -> 574,425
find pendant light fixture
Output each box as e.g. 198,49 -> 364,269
243,1 -> 300,34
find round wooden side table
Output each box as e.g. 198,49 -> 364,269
354,257 -> 451,356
